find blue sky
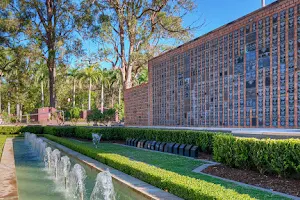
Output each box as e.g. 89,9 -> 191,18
190,0 -> 276,36
80,0 -> 277,68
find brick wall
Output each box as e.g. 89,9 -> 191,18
124,83 -> 149,126
125,0 -> 300,128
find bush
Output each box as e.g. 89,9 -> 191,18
69,107 -> 81,125
74,127 -> 223,152
44,134 -> 253,200
213,135 -> 300,177
43,126 -> 75,137
0,126 -> 43,135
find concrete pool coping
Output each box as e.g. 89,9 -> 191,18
0,138 -> 19,200
42,137 -> 182,200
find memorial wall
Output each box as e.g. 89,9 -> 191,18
125,0 -> 300,128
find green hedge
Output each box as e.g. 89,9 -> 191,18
213,134 -> 300,177
0,126 -> 44,135
44,134 -> 253,200
0,126 -> 222,152
75,127 -> 223,153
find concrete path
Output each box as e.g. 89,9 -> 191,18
0,138 -> 18,200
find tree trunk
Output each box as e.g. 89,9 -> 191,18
88,78 -> 92,110
8,102 -> 10,115
111,95 -> 114,108
48,52 -> 56,108
118,87 -> 121,106
101,83 -> 104,113
0,90 -> 2,113
41,81 -> 44,107
73,79 -> 76,108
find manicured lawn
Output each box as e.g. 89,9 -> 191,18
45,135 -> 290,200
0,135 -> 7,159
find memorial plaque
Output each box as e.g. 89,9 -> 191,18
190,146 -> 199,158
151,141 -> 157,150
137,140 -> 146,148
144,141 -> 151,149
163,143 -> 169,152
126,138 -> 131,145
167,143 -> 176,153
179,144 -> 187,155
133,139 -> 140,147
184,145 -> 193,157
130,138 -> 135,146
173,143 -> 181,154
159,142 -> 167,152
155,142 -> 161,151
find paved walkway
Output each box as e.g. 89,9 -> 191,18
0,138 -> 18,200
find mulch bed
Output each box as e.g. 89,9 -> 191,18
202,165 -> 300,197
197,152 -> 213,161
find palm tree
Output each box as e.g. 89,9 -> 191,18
97,68 -> 110,113
109,69 -> 123,107
78,65 -> 99,110
34,62 -> 48,107
67,67 -> 79,108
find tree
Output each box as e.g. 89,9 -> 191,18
67,67 -> 80,108
1,0 -> 82,108
79,0 -> 202,91
34,62 -> 48,107
97,68 -> 110,113
78,65 -> 99,110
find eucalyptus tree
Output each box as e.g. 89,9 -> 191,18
78,65 -> 99,110
1,0 -> 83,108
79,0 -> 202,91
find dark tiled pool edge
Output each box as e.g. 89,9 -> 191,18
0,138 -> 19,200
42,137 -> 182,200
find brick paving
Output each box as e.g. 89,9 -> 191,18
0,138 -> 18,200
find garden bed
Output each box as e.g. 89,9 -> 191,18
203,165 -> 300,197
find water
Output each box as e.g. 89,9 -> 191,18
14,135 -> 148,200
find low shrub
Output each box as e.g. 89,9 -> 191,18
44,134 -> 254,200
213,135 -> 300,177
0,126 -> 43,135
43,126 -> 75,137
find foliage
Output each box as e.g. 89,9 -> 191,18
69,107 -> 81,125
87,108 -> 116,125
44,134 -> 256,200
213,135 -> 300,177
114,102 -> 124,121
79,0 -> 202,90
74,127 -> 223,153
0,135 -> 6,158
0,126 -> 43,135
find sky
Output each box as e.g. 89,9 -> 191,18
80,0 -> 277,68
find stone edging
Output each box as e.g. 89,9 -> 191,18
42,138 -> 182,200
0,138 -> 19,200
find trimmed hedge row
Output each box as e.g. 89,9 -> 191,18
0,126 -> 44,135
44,134 -> 254,200
43,126 -> 224,153
213,135 -> 300,177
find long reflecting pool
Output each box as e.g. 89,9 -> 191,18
13,139 -> 149,200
